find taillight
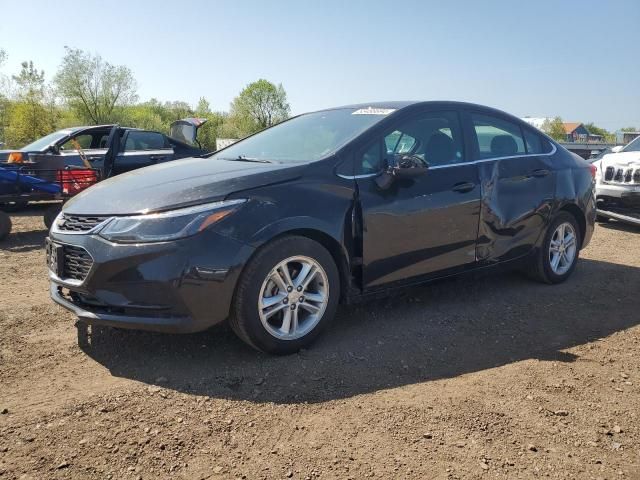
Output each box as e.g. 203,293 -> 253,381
7,152 -> 24,163
589,164 -> 597,178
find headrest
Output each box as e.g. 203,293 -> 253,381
491,135 -> 518,156
425,132 -> 455,165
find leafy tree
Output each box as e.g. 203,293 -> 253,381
194,97 -> 225,151
55,47 -> 137,124
4,61 -> 57,147
228,79 -> 290,135
0,49 -> 9,144
541,116 -> 566,142
620,126 -> 638,132
584,122 -> 615,143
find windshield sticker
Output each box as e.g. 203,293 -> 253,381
352,107 -> 396,115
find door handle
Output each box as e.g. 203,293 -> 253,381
531,169 -> 550,178
452,182 -> 475,193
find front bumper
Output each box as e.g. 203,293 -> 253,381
48,230 -> 255,333
595,186 -> 640,227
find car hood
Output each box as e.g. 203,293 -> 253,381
599,151 -> 640,169
0,150 -> 15,160
64,156 -> 305,215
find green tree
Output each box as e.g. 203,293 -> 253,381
193,97 -> 224,151
620,126 -> 638,132
584,122 -> 614,143
541,117 -> 566,142
5,61 -> 57,147
55,47 -> 137,124
0,49 -> 9,144
228,79 -> 290,136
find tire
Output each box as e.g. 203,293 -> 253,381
526,211 -> 581,284
229,235 -> 340,354
0,211 -> 12,241
43,204 -> 62,230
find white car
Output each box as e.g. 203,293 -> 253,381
593,136 -> 640,226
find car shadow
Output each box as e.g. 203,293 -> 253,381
78,258 -> 640,404
0,203 -> 53,252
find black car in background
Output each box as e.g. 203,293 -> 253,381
47,101 -> 596,354
0,117 -> 206,178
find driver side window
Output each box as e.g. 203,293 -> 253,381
357,111 -> 464,175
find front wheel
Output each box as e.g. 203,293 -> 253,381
526,211 -> 581,284
230,236 -> 340,354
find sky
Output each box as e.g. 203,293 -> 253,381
1,0 -> 639,130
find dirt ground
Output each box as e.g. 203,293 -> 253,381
1,206 -> 639,480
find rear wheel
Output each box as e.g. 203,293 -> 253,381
526,211 -> 581,284
0,211 -> 12,241
229,236 -> 340,354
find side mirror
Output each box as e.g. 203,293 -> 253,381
375,154 -> 428,190
611,146 -> 624,153
391,154 -> 429,178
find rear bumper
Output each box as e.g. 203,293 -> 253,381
48,230 -> 255,333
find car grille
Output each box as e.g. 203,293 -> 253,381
58,214 -> 109,232
603,167 -> 640,185
63,245 -> 93,281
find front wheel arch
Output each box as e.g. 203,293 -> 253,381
246,227 -> 354,303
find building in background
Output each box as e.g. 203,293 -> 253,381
521,117 -> 550,130
563,122 -> 603,143
616,130 -> 640,145
521,117 -> 603,143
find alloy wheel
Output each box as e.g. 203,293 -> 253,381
258,256 -> 329,340
548,222 -> 577,275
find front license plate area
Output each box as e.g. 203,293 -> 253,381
45,238 -> 64,278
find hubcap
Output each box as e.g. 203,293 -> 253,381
548,222 -> 577,275
258,256 -> 329,340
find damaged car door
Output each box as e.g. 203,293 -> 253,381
468,111 -> 557,263
356,109 -> 481,287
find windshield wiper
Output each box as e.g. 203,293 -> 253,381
220,155 -> 273,164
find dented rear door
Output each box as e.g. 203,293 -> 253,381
464,110 -> 556,263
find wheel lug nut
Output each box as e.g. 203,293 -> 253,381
299,296 -> 305,303
290,304 -> 296,310
287,286 -> 293,292
297,286 -> 303,292
283,298 -> 288,304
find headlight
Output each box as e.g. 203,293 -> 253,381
98,199 -> 245,243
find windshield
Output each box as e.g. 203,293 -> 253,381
20,130 -> 71,152
210,108 -> 393,163
622,136 -> 640,153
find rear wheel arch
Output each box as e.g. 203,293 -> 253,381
558,203 -> 586,249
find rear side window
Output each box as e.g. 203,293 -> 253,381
124,131 -> 168,151
523,128 -> 553,154
471,113 -> 525,159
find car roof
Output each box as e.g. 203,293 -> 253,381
65,125 -> 146,133
315,100 -> 522,118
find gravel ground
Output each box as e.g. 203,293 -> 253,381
1,206 -> 639,480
